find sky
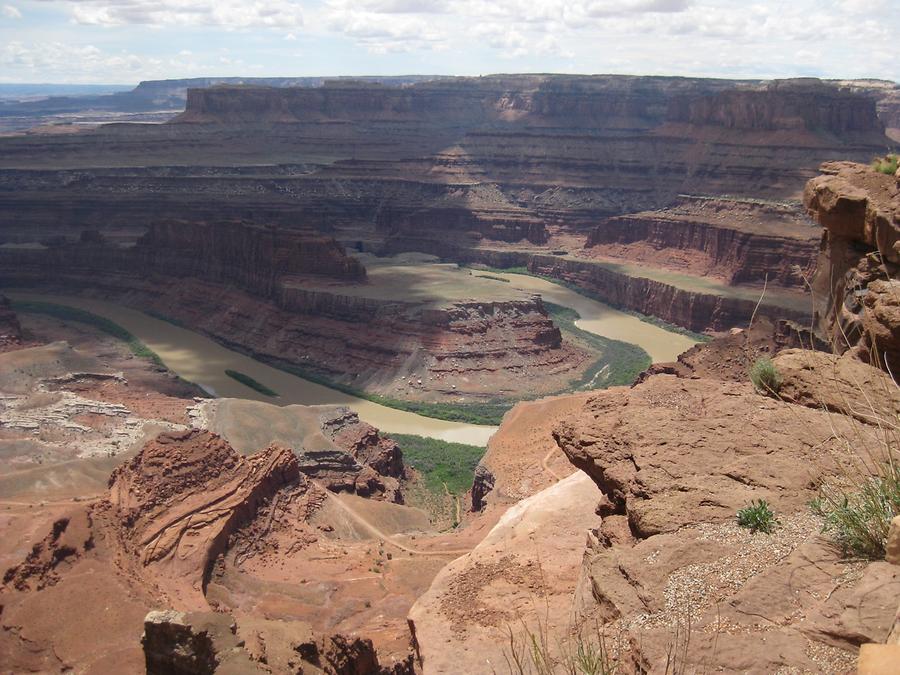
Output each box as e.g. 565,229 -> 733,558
0,0 -> 897,84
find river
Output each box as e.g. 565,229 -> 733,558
488,271 -> 699,362
10,278 -> 697,447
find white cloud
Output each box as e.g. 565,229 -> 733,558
0,40 -> 251,82
323,2 -> 446,53
5,0 -> 899,82
2,4 -> 22,18
41,0 -> 305,28
581,0 -> 690,17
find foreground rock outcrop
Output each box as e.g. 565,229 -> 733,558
804,160 -> 900,371
142,609 -> 414,674
408,323 -> 900,674
549,371 -> 899,672
0,424 -> 418,671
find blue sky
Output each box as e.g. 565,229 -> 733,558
0,0 -> 897,84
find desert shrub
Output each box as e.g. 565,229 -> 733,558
749,357 -> 781,394
736,500 -> 777,533
873,154 -> 899,175
811,459 -> 900,559
502,622 -> 616,675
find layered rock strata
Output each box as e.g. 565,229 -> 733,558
0,77 -> 889,249
1,424 -> 417,672
524,254 -> 811,332
103,429 -> 307,609
0,76 -> 890,337
584,195 -> 820,285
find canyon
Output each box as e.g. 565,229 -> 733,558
1,75 -> 897,406
1,74 -> 900,674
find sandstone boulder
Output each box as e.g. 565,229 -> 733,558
409,472 -> 600,674
772,348 -> 900,423
862,279 -> 900,366
858,644 -> 900,675
555,375 -> 852,538
888,516 -> 900,566
551,373 -> 900,672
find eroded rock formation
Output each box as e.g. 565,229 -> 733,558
0,420 -> 418,671
103,429 -> 306,609
804,160 -> 900,370
142,609 -> 414,674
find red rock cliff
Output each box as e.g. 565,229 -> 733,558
585,196 -> 820,285
667,79 -> 882,133
804,160 -> 900,370
137,220 -> 365,297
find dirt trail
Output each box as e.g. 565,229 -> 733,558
322,488 -> 470,557
540,447 -> 563,481
0,496 -> 100,508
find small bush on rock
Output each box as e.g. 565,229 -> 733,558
873,154 -> 899,175
749,357 -> 781,395
811,459 -> 900,559
737,500 -> 777,533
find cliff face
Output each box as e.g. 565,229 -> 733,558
375,205 -> 548,245
0,77 -> 891,258
176,76 -> 883,135
138,220 -> 365,297
584,196 -> 820,285
0,219 -> 365,296
667,80 -> 882,133
804,160 -> 900,370
174,75 -> 718,126
525,254 -> 810,332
